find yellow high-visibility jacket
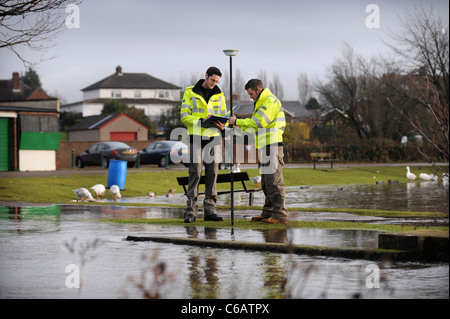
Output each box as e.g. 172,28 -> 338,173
236,88 -> 286,149
180,81 -> 228,137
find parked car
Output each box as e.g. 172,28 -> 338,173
76,142 -> 138,168
139,140 -> 189,167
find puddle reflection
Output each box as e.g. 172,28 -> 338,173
0,204 -> 448,299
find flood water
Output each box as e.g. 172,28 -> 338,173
115,181 -> 449,213
0,204 -> 448,299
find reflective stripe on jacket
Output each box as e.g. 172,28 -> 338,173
180,84 -> 228,137
236,88 -> 285,149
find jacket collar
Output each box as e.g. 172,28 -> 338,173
255,88 -> 272,108
192,79 -> 222,97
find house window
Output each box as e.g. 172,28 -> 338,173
159,90 -> 169,99
134,91 -> 142,98
111,91 -> 122,98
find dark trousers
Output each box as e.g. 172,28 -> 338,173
258,145 -> 288,221
186,137 -> 221,217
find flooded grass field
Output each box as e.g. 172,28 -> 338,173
0,200 -> 448,299
1,178 -> 448,299
114,182 -> 449,213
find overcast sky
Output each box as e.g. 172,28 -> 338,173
0,0 -> 448,103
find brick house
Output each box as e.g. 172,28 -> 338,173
67,113 -> 148,142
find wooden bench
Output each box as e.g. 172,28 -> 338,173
310,152 -> 338,170
176,172 -> 262,206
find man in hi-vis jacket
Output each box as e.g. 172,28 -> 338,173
228,78 -> 288,224
180,67 -> 228,223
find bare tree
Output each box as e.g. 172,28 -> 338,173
316,44 -> 418,141
388,76 -> 449,164
0,0 -> 81,66
385,4 -> 449,167
384,4 -> 449,106
297,72 -> 312,105
257,69 -> 268,87
179,70 -> 199,89
221,71 -> 229,99
316,44 -> 372,140
233,67 -> 245,100
269,73 -> 284,100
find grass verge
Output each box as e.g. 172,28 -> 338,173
101,218 -> 449,233
0,165 -> 447,205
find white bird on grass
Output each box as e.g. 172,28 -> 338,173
73,188 -> 94,202
147,191 -> 156,197
406,166 -> 416,181
419,173 -> 438,181
90,184 -> 106,199
442,173 -> 449,187
232,163 -> 241,173
250,176 -> 261,185
110,185 -> 121,200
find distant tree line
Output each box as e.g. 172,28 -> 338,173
294,5 -> 448,167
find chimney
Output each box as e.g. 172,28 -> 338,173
12,72 -> 20,93
116,65 -> 123,76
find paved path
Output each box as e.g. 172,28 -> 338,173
1,162 -> 446,178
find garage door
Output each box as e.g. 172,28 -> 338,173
0,118 -> 10,171
110,132 -> 137,141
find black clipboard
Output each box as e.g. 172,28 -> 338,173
201,115 -> 228,128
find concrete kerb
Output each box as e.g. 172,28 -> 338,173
379,230 -> 449,262
126,235 -> 421,262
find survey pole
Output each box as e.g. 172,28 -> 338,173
223,49 -> 239,226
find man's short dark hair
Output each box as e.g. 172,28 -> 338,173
206,66 -> 222,77
245,79 -> 263,91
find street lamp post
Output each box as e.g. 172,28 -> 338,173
223,49 -> 238,226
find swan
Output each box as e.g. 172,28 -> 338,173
406,166 -> 416,181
